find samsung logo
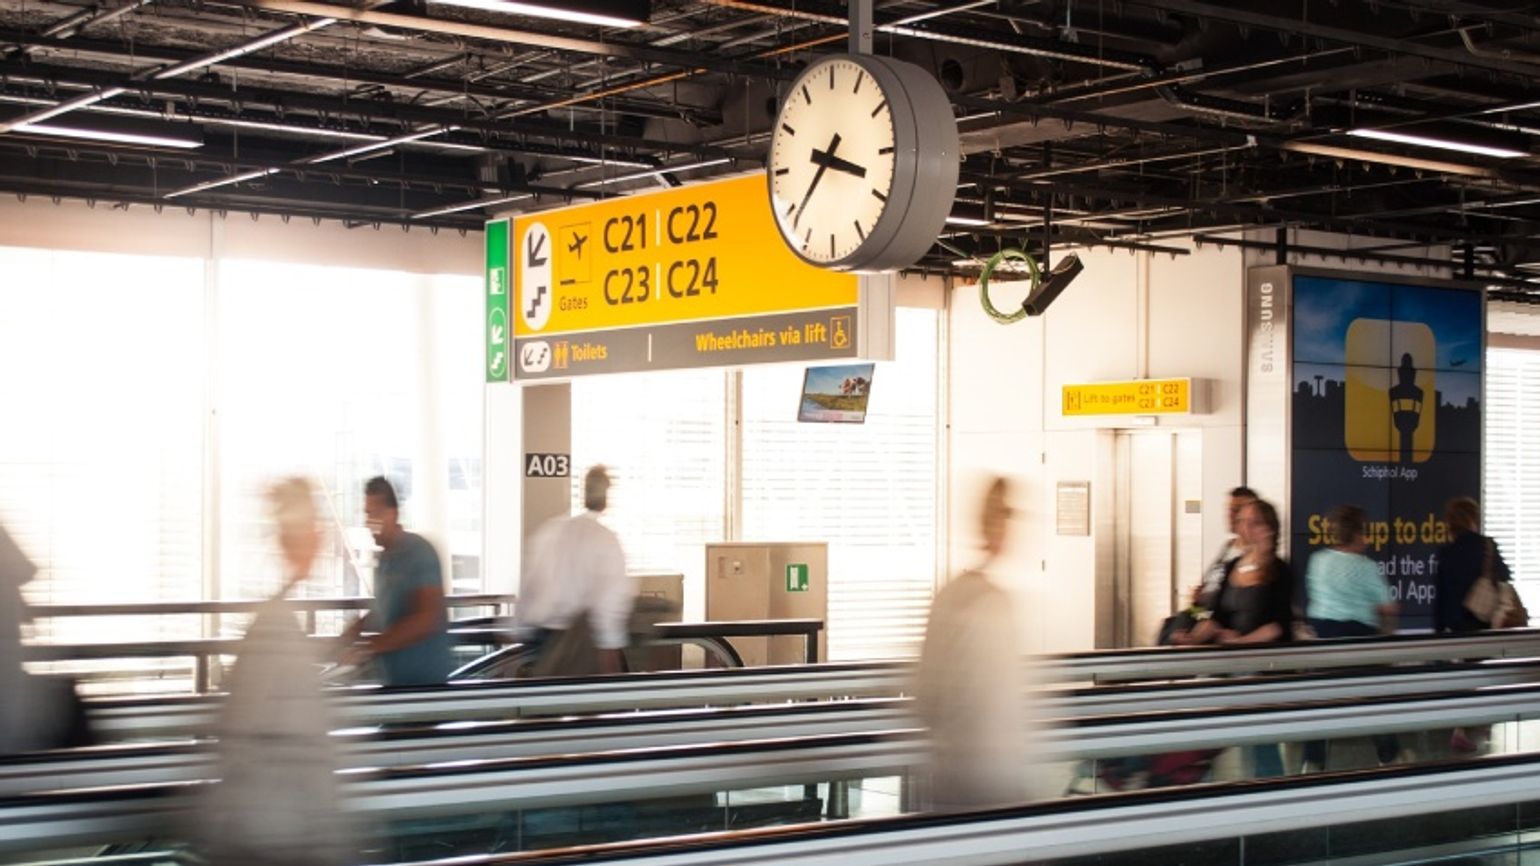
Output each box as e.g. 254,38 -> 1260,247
1257,280 -> 1276,374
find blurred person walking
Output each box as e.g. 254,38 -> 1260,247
1301,504 -> 1399,771
199,478 -> 355,866
1434,497 -> 1519,634
0,522 -> 38,754
1434,496 -> 1524,753
0,522 -> 91,754
1161,486 -> 1258,645
517,465 -> 636,677
1305,505 -> 1397,637
340,477 -> 452,687
913,476 -> 1031,811
1194,486 -> 1259,611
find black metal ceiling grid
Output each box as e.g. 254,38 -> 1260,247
1,0 -> 1539,285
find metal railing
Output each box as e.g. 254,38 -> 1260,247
25,593 -> 517,635
21,618 -> 825,693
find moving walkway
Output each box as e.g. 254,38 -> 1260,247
385,753 -> 1540,866
8,657 -> 1540,796
80,629 -> 1540,742
8,676 -> 1540,858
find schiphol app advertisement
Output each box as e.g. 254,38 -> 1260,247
1289,274 -> 1483,627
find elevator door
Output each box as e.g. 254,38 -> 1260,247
1113,430 -> 1204,648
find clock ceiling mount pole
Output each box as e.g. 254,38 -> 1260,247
849,0 -> 872,55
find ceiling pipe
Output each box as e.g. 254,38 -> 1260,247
41,0 -> 155,40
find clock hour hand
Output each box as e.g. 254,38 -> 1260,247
793,132 -> 841,230
810,147 -> 867,178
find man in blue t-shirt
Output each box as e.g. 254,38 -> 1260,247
341,477 -> 453,687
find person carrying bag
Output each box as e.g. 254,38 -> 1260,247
1464,537 -> 1528,629
1436,497 -> 1527,633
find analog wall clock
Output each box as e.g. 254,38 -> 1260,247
767,53 -> 959,273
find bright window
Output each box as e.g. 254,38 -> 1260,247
215,261 -> 484,613
1485,346 -> 1540,612
0,246 -> 484,663
740,308 -> 942,660
0,246 -> 206,646
569,370 -> 728,621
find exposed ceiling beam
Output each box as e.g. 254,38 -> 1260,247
231,0 -> 797,80
1123,0 -> 1540,80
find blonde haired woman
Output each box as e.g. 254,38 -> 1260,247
199,478 -> 354,865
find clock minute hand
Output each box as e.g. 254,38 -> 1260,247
794,132 -> 841,230
811,148 -> 867,178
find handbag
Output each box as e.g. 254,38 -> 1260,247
1464,539 -> 1529,628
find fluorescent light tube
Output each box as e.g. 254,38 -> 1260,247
15,120 -> 203,149
427,0 -> 647,28
945,215 -> 991,227
1347,127 -> 1528,159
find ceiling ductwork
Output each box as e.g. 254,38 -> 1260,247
0,0 -> 1534,288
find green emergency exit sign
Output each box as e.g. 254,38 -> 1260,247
785,563 -> 809,592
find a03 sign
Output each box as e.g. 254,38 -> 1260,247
525,452 -> 571,478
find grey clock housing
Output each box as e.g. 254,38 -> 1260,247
768,54 -> 960,274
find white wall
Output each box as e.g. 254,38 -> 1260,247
949,240 -> 1245,654
0,196 -> 481,274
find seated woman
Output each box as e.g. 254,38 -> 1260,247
1171,498 -> 1294,647
1169,497 -> 1293,778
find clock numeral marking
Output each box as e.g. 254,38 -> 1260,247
853,71 -> 864,94
803,227 -> 812,249
801,84 -> 812,105
785,201 -> 797,217
870,99 -> 887,118
774,167 -> 790,176
871,189 -> 887,202
829,233 -> 836,259
879,146 -> 894,155
781,122 -> 796,136
829,66 -> 835,89
854,220 -> 865,240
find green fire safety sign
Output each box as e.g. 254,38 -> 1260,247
785,563 -> 809,592
485,219 -> 510,382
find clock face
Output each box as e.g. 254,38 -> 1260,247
768,57 -> 898,266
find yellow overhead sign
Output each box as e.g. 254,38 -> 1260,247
1062,378 -> 1199,416
512,172 -> 858,338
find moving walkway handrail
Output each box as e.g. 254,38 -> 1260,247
24,618 -> 826,692
74,628 -> 1540,740
424,754 -> 1540,866
24,594 -> 517,618
11,657 -> 1540,795
11,678 -> 1540,852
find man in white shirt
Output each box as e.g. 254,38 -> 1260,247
517,465 -> 635,675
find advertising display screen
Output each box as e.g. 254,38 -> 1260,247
1290,274 -> 1483,628
798,363 -> 875,424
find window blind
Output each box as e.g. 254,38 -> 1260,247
1485,346 -> 1540,614
740,308 -> 942,661
570,369 -> 728,621
0,246 -> 206,645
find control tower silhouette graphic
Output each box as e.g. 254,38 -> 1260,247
1388,352 -> 1424,465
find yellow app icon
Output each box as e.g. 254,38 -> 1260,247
1344,319 -> 1435,463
